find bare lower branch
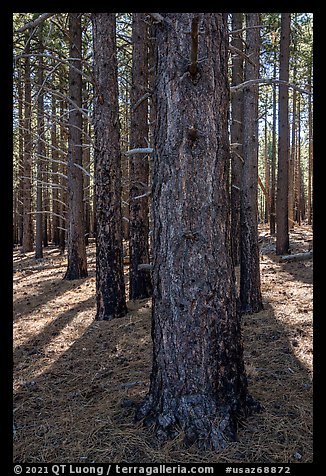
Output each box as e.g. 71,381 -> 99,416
229,44 -> 256,66
15,13 -> 56,33
230,78 -> 312,96
124,147 -> 154,156
73,163 -> 94,179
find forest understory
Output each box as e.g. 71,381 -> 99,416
13,225 -> 313,464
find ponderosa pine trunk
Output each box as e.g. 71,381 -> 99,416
230,13 -> 244,267
92,13 -> 128,320
129,13 -> 152,299
22,35 -> 33,253
136,13 -> 260,449
276,13 -> 291,255
289,64 -> 296,231
240,13 -> 263,314
64,13 -> 88,279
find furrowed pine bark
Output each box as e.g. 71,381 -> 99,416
64,13 -> 88,279
230,13 -> 244,267
22,36 -> 34,253
240,13 -> 263,314
136,13 -> 260,449
92,13 -> 128,320
129,13 -> 152,299
276,13 -> 291,255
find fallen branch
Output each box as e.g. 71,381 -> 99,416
279,251 -> 313,262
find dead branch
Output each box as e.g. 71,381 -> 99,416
15,13 -> 56,34
279,251 -> 313,262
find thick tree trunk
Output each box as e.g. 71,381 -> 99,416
230,13 -> 244,267
92,13 -> 128,320
22,37 -> 34,253
64,13 -> 88,279
276,13 -> 291,255
129,13 -> 152,299
136,13 -> 260,449
240,13 -> 263,314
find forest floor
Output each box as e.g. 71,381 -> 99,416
13,225 -> 313,464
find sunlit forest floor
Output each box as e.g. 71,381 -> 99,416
13,225 -> 313,463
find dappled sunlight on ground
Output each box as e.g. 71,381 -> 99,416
13,225 -> 312,463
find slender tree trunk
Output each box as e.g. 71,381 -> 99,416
22,36 -> 34,253
136,13 -> 260,449
17,64 -> 24,246
296,94 -> 301,226
35,31 -> 44,259
64,13 -> 88,279
230,13 -> 244,267
240,13 -> 263,313
276,13 -> 291,255
92,13 -> 128,320
289,66 -> 296,230
59,75 -> 68,254
83,118 -> 91,246
51,93 -> 60,245
307,64 -> 313,225
148,20 -> 156,261
269,54 -> 277,236
129,13 -> 152,299
264,100 -> 270,223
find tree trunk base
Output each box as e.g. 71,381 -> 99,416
135,392 -> 262,450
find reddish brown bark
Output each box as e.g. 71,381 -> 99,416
129,13 -> 152,300
136,13 -> 260,449
92,13 -> 127,320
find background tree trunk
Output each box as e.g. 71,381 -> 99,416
129,13 -> 152,299
240,13 -> 263,314
289,65 -> 296,230
35,27 -> 44,259
269,53 -> 277,236
22,36 -> 34,253
230,13 -> 244,267
92,13 -> 128,320
276,13 -> 291,255
64,13 -> 88,279
136,13 -> 259,449
51,93 -> 60,246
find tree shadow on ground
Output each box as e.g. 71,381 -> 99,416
13,291 -> 312,463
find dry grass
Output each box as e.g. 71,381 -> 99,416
13,225 -> 313,463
